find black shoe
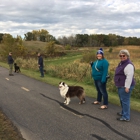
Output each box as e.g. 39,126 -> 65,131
40,76 -> 44,77
117,117 -> 130,122
117,112 -> 122,116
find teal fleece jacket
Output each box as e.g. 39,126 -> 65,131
91,59 -> 109,83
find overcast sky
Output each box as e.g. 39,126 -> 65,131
0,0 -> 140,38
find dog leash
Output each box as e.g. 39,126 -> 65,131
72,64 -> 90,86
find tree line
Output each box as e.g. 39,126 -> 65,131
24,29 -> 57,42
0,29 -> 56,43
1,29 -> 140,48
0,30 -> 61,60
57,34 -> 140,47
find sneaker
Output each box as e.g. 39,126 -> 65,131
117,117 -> 130,122
117,112 -> 122,116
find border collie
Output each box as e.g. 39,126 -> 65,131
14,63 -> 21,73
59,82 -> 86,105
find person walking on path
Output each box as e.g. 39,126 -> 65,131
8,52 -> 14,76
91,48 -> 109,109
114,49 -> 135,122
38,53 -> 44,77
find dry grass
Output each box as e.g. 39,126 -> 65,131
23,40 -> 64,53
105,46 -> 140,69
0,109 -> 25,140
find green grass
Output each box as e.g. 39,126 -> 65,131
46,54 -> 82,65
45,51 -> 83,65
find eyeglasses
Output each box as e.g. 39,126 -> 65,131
119,55 -> 126,58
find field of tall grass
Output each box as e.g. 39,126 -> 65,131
13,45 -> 140,99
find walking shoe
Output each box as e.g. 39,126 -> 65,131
99,105 -> 108,109
117,117 -> 130,122
117,112 -> 122,116
92,101 -> 100,105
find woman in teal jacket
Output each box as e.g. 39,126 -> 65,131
91,48 -> 109,109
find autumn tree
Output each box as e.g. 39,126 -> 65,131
44,41 -> 56,56
24,32 -> 33,41
1,34 -> 26,60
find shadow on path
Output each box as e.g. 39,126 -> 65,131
40,93 -> 133,140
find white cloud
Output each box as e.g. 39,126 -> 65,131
0,0 -> 140,38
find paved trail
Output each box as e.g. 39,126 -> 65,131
0,66 -> 140,140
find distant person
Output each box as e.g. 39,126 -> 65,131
114,49 -> 135,122
38,53 -> 44,77
8,52 -> 14,76
90,48 -> 109,109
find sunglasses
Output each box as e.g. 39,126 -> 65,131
119,55 -> 126,58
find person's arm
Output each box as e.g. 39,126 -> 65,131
124,64 -> 134,92
101,60 -> 109,83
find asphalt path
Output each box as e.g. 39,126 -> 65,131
0,66 -> 140,140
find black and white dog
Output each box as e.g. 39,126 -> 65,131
14,63 -> 21,73
59,82 -> 86,105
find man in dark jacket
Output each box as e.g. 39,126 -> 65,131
38,53 -> 44,77
8,52 -> 14,76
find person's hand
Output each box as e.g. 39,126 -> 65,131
125,88 -> 129,93
101,80 -> 106,84
90,61 -> 93,66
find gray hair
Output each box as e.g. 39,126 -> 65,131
119,49 -> 130,58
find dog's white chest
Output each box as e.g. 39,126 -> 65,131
60,87 -> 69,98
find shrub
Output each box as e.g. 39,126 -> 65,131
108,48 -> 113,53
65,44 -> 71,50
132,75 -> 140,99
81,50 -> 96,63
44,41 -> 56,56
15,57 -> 38,70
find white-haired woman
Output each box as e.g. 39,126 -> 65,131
114,49 -> 135,122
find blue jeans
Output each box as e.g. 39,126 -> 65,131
94,80 -> 108,105
118,86 -> 134,120
39,66 -> 44,77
